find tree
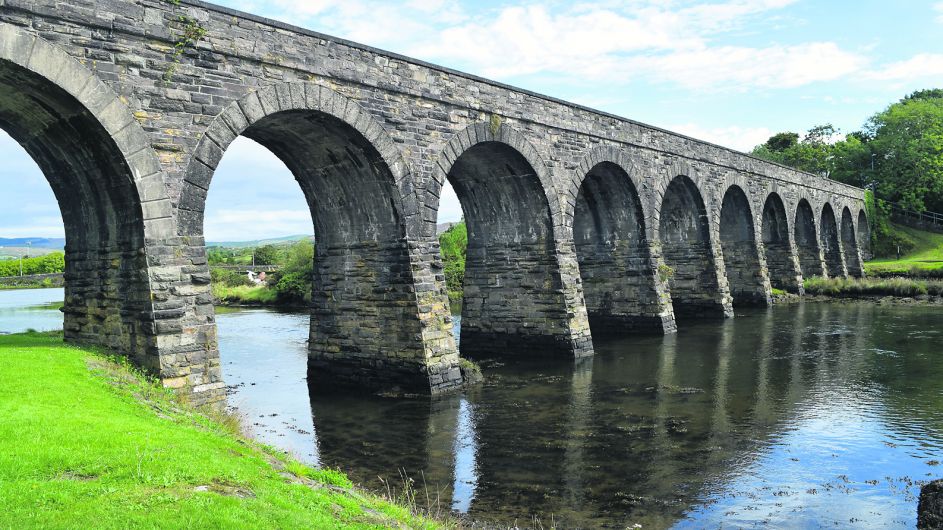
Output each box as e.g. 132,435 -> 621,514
865,93 -> 943,212
252,244 -> 280,266
903,88 -> 943,102
764,132 -> 799,152
438,221 -> 467,298
273,240 -> 314,303
828,135 -> 871,188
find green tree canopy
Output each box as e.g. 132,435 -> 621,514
865,93 -> 943,212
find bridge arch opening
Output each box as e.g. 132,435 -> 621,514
574,161 -> 663,333
719,185 -> 769,306
857,209 -> 871,260
794,199 -> 824,278
658,175 -> 727,319
762,193 -> 801,292
442,139 -> 572,356
0,55 -> 153,365
188,88 -> 463,395
841,207 -> 863,277
820,203 -> 845,277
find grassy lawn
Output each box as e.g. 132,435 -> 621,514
0,332 -> 438,529
865,224 -> 943,277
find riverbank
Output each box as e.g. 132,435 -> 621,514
0,272 -> 63,289
0,331 -> 441,528
804,276 -> 943,299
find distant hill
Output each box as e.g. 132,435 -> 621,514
0,238 -> 65,258
437,222 -> 457,234
0,237 -> 65,249
206,234 -> 313,249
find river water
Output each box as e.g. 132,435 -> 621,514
3,288 -> 943,528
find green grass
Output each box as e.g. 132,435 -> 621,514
804,276 -> 943,297
211,283 -> 279,305
0,331 -> 440,529
865,223 -> 943,277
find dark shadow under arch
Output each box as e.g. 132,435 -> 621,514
574,161 -> 662,333
794,199 -> 823,277
762,193 -> 801,292
821,203 -> 845,277
719,185 -> 769,306
841,207 -> 863,277
659,175 -> 727,319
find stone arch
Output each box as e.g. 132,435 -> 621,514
794,198 -> 824,277
719,185 -> 770,306
424,121 -> 563,239
0,26 -> 167,371
657,174 -> 728,319
182,81 -> 463,395
762,192 -> 802,292
572,147 -> 673,334
857,209 -> 871,260
820,203 -> 846,277
430,121 -> 592,358
182,82 -> 413,237
841,206 -> 863,277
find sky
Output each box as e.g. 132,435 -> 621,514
2,0 -> 942,241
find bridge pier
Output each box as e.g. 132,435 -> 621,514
306,240 -> 464,396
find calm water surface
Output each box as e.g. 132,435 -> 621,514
3,289 -> 943,528
0,287 -> 63,333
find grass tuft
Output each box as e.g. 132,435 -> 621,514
803,276 -> 943,297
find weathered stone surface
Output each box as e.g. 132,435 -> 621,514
0,1 -> 869,404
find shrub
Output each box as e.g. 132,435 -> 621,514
274,271 -> 310,304
210,268 -> 253,287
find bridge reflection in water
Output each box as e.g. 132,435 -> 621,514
220,303 -> 943,528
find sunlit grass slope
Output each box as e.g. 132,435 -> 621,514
0,331 -> 437,529
866,223 -> 943,277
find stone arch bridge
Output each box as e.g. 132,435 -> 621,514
0,0 -> 870,405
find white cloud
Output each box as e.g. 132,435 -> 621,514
935,2 -> 943,23
0,219 -> 65,239
405,1 -> 865,92
866,53 -> 943,82
669,123 -> 774,152
629,42 -> 866,91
